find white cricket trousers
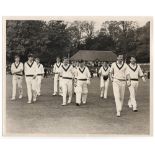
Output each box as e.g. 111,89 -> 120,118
25,76 -> 37,102
62,78 -> 73,104
76,80 -> 88,104
59,76 -> 63,95
100,78 -> 109,98
54,74 -> 59,94
128,81 -> 139,109
12,75 -> 23,98
36,75 -> 43,95
113,79 -> 126,112
72,79 -> 76,93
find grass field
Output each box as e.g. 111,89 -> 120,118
5,75 -> 150,136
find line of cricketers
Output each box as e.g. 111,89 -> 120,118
11,53 -> 146,117
11,53 -> 44,103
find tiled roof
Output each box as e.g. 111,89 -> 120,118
70,50 -> 117,61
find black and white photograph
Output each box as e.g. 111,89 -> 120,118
3,16 -> 152,136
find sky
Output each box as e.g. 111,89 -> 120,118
93,20 -> 148,31
44,16 -> 150,31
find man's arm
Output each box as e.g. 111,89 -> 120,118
11,64 -> 14,74
24,63 -> 27,75
15,63 -> 23,74
98,67 -> 102,77
12,63 -> 23,74
86,67 -> 91,85
87,67 -> 91,79
138,65 -> 146,82
109,64 -> 114,82
53,64 -> 56,73
33,62 -> 38,79
126,66 -> 131,86
70,66 -> 75,77
73,68 -> 78,86
41,64 -> 44,75
58,66 -> 63,78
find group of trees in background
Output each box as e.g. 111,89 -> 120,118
6,20 -> 150,66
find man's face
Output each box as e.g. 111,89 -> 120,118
15,57 -> 20,62
28,56 -> 33,61
63,59 -> 69,65
117,55 -> 123,63
79,62 -> 84,68
72,61 -> 76,66
56,58 -> 60,63
130,57 -> 136,64
35,59 -> 40,64
76,62 -> 79,67
103,62 -> 107,67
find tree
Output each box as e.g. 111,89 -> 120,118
6,20 -> 150,65
101,21 -> 138,56
6,20 -> 46,63
46,21 -> 71,63
68,21 -> 95,46
135,22 -> 150,62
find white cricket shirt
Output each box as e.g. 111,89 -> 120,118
53,62 -> 62,74
60,64 -> 74,78
127,63 -> 144,79
24,61 -> 38,76
36,63 -> 44,75
110,61 -> 129,80
98,66 -> 110,76
11,62 -> 23,76
75,66 -> 91,80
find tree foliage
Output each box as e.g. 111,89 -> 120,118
6,20 -> 150,64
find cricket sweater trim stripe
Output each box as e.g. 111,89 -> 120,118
102,66 -> 108,71
78,79 -> 87,81
116,62 -> 124,70
14,62 -> 20,69
15,73 -> 23,76
26,75 -> 34,77
27,61 -> 34,68
38,64 -> 40,68
62,65 -> 71,72
79,67 -> 86,73
63,77 -> 73,80
128,64 -> 138,72
56,63 -> 61,68
131,79 -> 139,81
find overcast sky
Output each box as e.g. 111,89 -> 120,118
93,20 -> 148,31
44,16 -> 150,31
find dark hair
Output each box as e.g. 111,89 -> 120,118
79,59 -> 84,63
117,53 -> 124,57
28,53 -> 34,57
